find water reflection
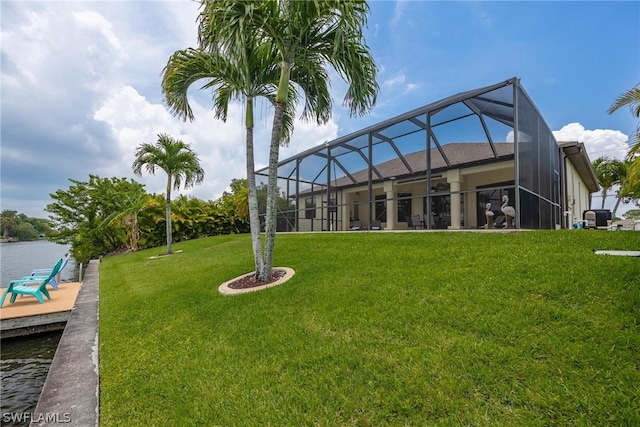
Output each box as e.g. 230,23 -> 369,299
1,331 -> 62,427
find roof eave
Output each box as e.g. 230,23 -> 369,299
558,141 -> 599,193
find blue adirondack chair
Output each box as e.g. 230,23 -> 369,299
26,253 -> 71,290
0,258 -> 64,307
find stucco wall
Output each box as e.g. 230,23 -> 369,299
564,158 -> 592,226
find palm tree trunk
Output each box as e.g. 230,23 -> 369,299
166,177 -> 173,254
259,62 -> 290,281
260,100 -> 286,281
600,189 -> 607,209
245,97 -> 265,275
612,196 -> 622,217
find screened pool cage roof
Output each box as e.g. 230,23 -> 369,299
256,77 -> 522,192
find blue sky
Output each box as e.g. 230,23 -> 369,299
1,0 -> 638,219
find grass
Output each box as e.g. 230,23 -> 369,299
99,230 -> 639,426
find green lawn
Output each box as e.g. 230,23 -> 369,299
99,230 -> 639,426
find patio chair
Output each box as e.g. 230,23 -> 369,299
406,215 -> 423,229
27,253 -> 71,290
585,210 -> 596,229
350,220 -> 361,230
370,220 -> 382,230
0,258 -> 63,307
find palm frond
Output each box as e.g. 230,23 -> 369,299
607,86 -> 640,117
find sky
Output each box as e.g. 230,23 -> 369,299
1,0 -> 639,220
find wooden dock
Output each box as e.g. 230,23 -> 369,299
0,282 -> 83,338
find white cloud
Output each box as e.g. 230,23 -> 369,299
383,74 -> 406,88
372,23 -> 380,38
405,83 -> 419,93
280,119 -> 340,162
1,10 -> 54,86
93,86 -> 184,142
549,123 -> 631,216
1,5 -> 128,95
390,0 -> 407,30
470,3 -> 494,29
505,123 -> 630,163
505,131 -> 531,143
93,85 -> 248,201
553,122 -> 629,161
73,10 -> 122,52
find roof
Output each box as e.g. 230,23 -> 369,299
257,77 -> 520,184
258,78 -> 599,198
330,142 -> 514,188
557,141 -> 599,193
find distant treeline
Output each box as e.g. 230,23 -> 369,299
1,210 -> 53,241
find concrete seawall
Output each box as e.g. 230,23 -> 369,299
30,259 -> 99,427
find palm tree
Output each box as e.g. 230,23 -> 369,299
197,0 -> 379,280
592,157 -> 627,210
132,134 -> 205,254
608,85 -> 640,209
1,210 -> 19,240
619,159 -> 640,204
162,43 -> 298,276
100,190 -> 157,252
610,160 -> 630,217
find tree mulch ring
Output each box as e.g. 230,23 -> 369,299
228,269 -> 286,289
218,267 -> 295,295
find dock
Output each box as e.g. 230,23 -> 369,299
32,259 -> 99,427
0,282 -> 83,338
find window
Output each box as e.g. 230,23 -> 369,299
397,193 -> 412,222
305,198 -> 316,219
375,195 -> 387,222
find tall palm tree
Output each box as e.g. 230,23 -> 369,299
198,0 -> 379,280
132,134 -> 205,254
162,43 -> 298,275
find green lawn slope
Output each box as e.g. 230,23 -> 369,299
100,230 -> 639,426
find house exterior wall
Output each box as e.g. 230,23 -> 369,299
293,155 -> 592,231
564,157 -> 592,227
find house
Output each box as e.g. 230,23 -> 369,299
256,77 -> 599,231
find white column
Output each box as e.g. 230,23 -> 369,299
383,180 -> 396,230
341,194 -> 350,231
448,170 -> 461,230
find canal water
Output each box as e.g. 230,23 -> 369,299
1,240 -> 75,427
